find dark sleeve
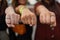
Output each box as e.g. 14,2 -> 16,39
57,2 -> 60,7
34,2 -> 42,13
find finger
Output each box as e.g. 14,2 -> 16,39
7,24 -> 11,27
7,24 -> 15,27
15,14 -> 20,24
50,12 -> 56,24
5,14 -> 11,27
27,15 -> 31,25
40,13 -> 44,24
10,24 -> 15,27
6,19 -> 15,27
51,16 -> 55,24
52,21 -> 56,27
6,18 -> 11,25
25,16 -> 29,24
6,14 -> 15,27
50,21 -> 56,27
17,14 -> 20,23
50,12 -> 56,27
6,15 -> 11,24
21,16 -> 26,24
10,14 -> 15,25
30,15 -> 33,26
51,16 -> 56,27
26,15 -> 30,25
45,13 -> 51,24
42,13 -> 46,24
54,21 -> 56,26
31,14 -> 36,26
28,15 -> 32,26
15,14 -> 17,24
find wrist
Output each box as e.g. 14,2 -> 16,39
5,6 -> 15,15
19,6 -> 26,15
36,5 -> 44,16
19,6 -> 25,15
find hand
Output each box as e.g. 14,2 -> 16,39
36,5 -> 56,26
39,11 -> 56,26
5,11 -> 20,27
21,8 -> 37,26
39,10 -> 51,24
5,6 -> 20,27
50,12 -> 56,27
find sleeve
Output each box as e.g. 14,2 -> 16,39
34,2 -> 42,14
57,2 -> 60,7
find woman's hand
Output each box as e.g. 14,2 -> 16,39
39,9 -> 51,24
36,5 -> 56,26
21,9 -> 37,26
16,5 -> 37,26
5,6 -> 20,27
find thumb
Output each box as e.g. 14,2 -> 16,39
11,24 -> 15,27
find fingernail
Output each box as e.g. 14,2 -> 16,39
11,25 -> 15,27
30,24 -> 32,26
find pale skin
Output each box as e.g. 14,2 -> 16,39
5,5 -> 56,27
15,5 -> 37,26
5,0 -> 36,27
15,0 -> 37,26
5,6 -> 20,27
5,5 -> 36,27
36,5 -> 56,27
5,0 -> 56,27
